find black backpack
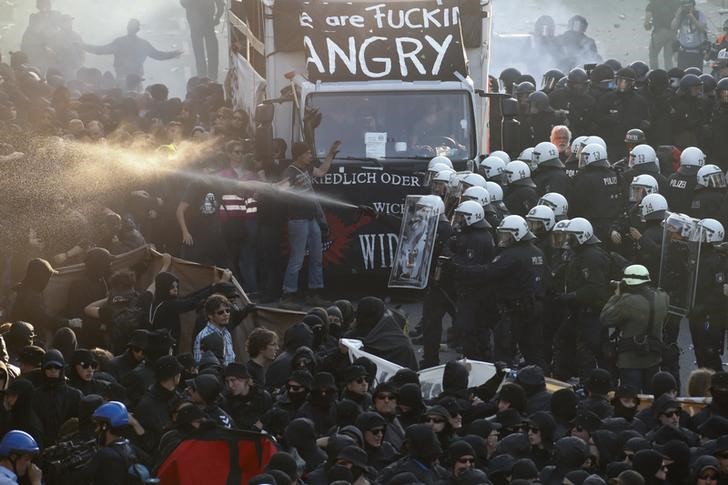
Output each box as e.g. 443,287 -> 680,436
108,291 -> 144,354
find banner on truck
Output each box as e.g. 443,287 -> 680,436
300,0 -> 468,82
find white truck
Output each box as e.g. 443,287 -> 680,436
228,0 -> 493,275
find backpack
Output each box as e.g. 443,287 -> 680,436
110,440 -> 155,485
108,291 -> 144,355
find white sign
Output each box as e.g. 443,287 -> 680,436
365,132 -> 387,159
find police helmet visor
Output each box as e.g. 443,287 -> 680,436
453,212 -> 468,231
705,172 -> 728,189
431,180 -> 448,197
629,186 -> 649,203
527,219 -> 547,236
578,151 -> 590,168
496,230 -> 516,248
551,231 -> 570,249
616,77 -> 634,92
542,75 -> 558,92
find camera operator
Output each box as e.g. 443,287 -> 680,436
73,401 -> 152,485
0,430 -> 42,485
671,0 -> 708,70
600,265 -> 669,393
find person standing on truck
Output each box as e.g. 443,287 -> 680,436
180,0 -> 225,80
280,140 -> 341,308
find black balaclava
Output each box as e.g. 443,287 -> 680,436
632,449 -> 664,485
553,437 -> 589,473
352,297 -> 385,336
291,346 -> 316,374
283,418 -> 325,467
405,423 -> 442,464
41,348 -> 67,385
334,299 -> 355,332
651,372 -> 677,399
51,327 -> 78,364
551,388 -> 578,423
335,399 -> 361,428
443,361 -> 469,394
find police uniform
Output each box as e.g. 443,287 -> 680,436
689,246 -> 728,371
569,163 -> 623,243
444,219 -> 496,362
533,165 -> 570,197
555,241 -> 611,381
690,186 -> 728,224
505,183 -> 540,217
666,167 -> 699,213
595,90 -> 651,161
456,239 -> 548,366
550,88 -> 598,138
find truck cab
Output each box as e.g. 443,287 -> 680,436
228,0 -> 492,275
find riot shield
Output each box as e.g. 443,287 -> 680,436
388,195 -> 441,289
657,212 -> 701,318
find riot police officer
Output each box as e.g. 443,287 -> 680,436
550,68 -> 597,139
542,69 -> 565,95
689,218 -> 728,371
666,146 -> 705,213
425,156 -> 453,186
631,193 -> 669,284
620,144 -> 669,193
596,68 -> 651,160
455,215 -> 547,367
446,201 -> 496,361
538,192 -> 569,222
554,218 -> 612,381
516,81 -> 537,118
612,129 -> 647,177
557,15 -> 602,69
504,161 -> 540,216
520,91 -> 566,151
419,196 -> 456,367
670,74 -> 712,149
611,174 -> 659,260
532,141 -> 569,196
484,181 -> 510,227
590,64 -> 616,102
569,144 -> 623,243
500,67 -> 523,96
564,135 -> 588,178
709,78 -> 728,171
691,164 -> 728,223
480,156 -> 507,186
644,69 -> 674,147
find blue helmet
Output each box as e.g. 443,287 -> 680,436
92,401 -> 129,428
0,430 -> 40,457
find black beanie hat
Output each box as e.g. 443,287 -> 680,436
512,458 -> 539,480
155,355 -> 183,381
651,372 -> 677,398
443,361 -> 469,392
265,452 -> 298,481
355,411 -> 386,432
187,374 -> 222,403
448,440 -> 475,463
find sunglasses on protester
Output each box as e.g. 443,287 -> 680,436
78,361 -> 98,370
425,416 -> 445,424
375,393 -> 395,401
457,457 -> 475,465
369,428 -> 384,436
661,409 -> 680,418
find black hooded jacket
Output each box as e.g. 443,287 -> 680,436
134,382 -> 182,450
266,322 -> 314,390
9,259 -> 68,332
0,379 -> 44,449
377,424 -> 449,485
149,272 -> 215,342
283,418 -> 326,473
32,349 -> 83,445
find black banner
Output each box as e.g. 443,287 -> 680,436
300,0 -> 468,82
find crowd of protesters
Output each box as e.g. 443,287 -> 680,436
2,1 -> 728,484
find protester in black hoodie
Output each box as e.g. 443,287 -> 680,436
9,259 -> 75,338
517,365 -> 552,415
0,378 -> 44,448
356,411 -> 398,471
31,348 -> 83,445
65,247 -> 111,347
528,411 -> 556,469
378,423 -> 450,484
540,436 -> 590,485
266,322 -> 313,391
149,271 -> 216,343
296,372 -> 337,435
67,348 -> 110,396
692,372 -> 728,429
221,362 -> 271,431
397,383 -> 426,430
632,449 -> 667,485
283,417 -> 326,475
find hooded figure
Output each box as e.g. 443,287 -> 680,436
517,365 -> 552,414
528,411 -> 556,469
64,248 -> 111,340
540,436 -> 590,485
440,361 -> 470,401
296,372 -> 337,435
356,411 -> 398,471
346,297 -> 386,338
67,348 -> 110,396
266,322 -> 314,390
0,378 -> 44,449
149,271 -> 215,343
378,424 -> 450,484
31,348 -> 83,445
50,327 -> 78,369
551,388 -> 578,440
397,383 -> 426,430
283,418 -> 326,473
631,449 -> 666,485
9,258 -> 68,334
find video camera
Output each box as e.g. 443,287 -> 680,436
41,438 -> 97,478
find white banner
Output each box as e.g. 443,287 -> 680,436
232,53 -> 267,119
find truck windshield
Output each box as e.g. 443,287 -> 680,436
306,91 -> 476,162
